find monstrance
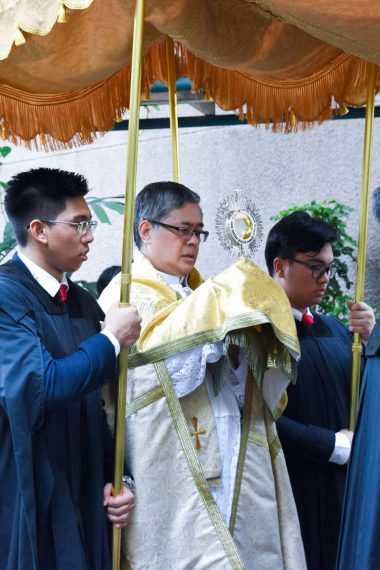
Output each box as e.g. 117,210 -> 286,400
215,188 -> 263,259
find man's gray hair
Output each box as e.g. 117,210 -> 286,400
134,181 -> 201,249
373,187 -> 380,222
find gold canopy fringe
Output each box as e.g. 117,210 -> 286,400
0,66 -> 137,151
179,46 -> 378,131
0,40 -> 378,150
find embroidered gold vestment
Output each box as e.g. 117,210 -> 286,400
99,252 -> 306,570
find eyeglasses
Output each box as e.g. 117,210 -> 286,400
148,220 -> 209,242
39,219 -> 98,236
285,257 -> 337,280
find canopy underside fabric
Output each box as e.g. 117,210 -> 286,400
0,0 -> 379,148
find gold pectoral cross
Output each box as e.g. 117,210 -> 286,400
190,416 -> 207,451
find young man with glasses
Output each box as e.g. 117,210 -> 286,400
265,211 -> 375,570
99,181 -> 307,569
0,167 -> 141,569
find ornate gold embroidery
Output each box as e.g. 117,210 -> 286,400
247,431 -> 283,460
269,435 -> 282,460
126,386 -> 165,417
190,416 -> 207,450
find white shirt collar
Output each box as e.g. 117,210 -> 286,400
292,307 -> 312,322
17,250 -> 68,298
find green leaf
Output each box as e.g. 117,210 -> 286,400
0,223 -> 16,261
103,201 -> 125,214
0,146 -> 11,158
91,203 -> 111,224
87,194 -> 124,204
3,221 -> 15,242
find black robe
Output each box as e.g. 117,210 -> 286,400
337,323 -> 380,570
277,313 -> 352,570
0,259 -> 116,570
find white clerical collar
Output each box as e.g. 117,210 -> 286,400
159,270 -> 188,287
17,250 -> 68,298
292,307 -> 312,322
158,270 -> 192,298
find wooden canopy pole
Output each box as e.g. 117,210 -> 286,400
112,0 -> 145,568
349,62 -> 377,430
165,37 -> 180,182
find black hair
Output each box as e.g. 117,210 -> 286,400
265,211 -> 337,276
4,167 -> 89,246
134,181 -> 201,249
96,265 -> 121,297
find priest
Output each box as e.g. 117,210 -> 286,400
99,181 -> 306,569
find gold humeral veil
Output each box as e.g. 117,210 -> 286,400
99,251 -> 306,569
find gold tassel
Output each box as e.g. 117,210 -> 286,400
339,103 -> 349,116
115,108 -> 123,123
57,3 -> 68,24
290,110 -> 297,127
1,124 -> 9,140
14,28 -> 26,46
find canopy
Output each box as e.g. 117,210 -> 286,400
0,0 -> 379,148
